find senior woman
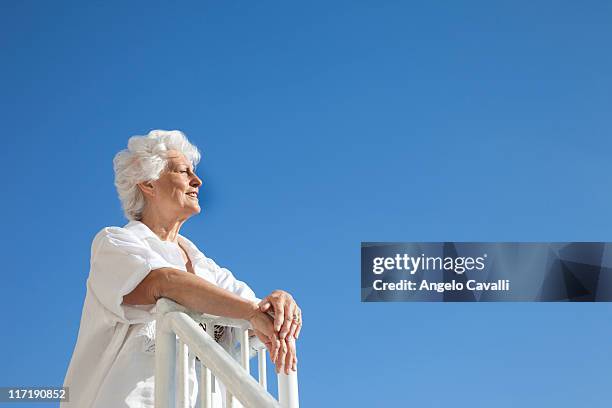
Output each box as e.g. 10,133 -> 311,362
62,130 -> 301,408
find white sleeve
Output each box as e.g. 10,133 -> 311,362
88,227 -> 174,322
202,257 -> 259,302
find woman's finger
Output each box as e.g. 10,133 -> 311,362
291,344 -> 298,372
285,337 -> 297,374
284,341 -> 293,375
276,339 -> 287,373
259,301 -> 271,312
267,333 -> 279,364
288,308 -> 301,339
288,320 -> 298,339
288,306 -> 301,339
294,308 -> 302,339
279,301 -> 295,339
272,300 -> 285,333
272,336 -> 280,364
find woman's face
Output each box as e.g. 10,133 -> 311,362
142,150 -> 203,220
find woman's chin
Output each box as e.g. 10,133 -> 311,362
177,206 -> 201,218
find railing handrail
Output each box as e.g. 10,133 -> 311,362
154,298 -> 298,408
156,298 -> 256,331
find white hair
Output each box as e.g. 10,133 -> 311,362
113,129 -> 201,221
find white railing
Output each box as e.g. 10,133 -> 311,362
155,298 -> 299,408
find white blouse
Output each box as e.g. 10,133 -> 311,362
61,220 -> 258,408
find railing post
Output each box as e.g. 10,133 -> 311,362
155,317 -> 177,408
240,329 -> 250,372
257,349 -> 267,389
204,323 -> 217,398
177,340 -> 189,408
278,370 -> 299,408
199,360 -> 212,408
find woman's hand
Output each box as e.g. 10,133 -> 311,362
255,332 -> 297,374
258,290 -> 302,340
248,308 -> 281,363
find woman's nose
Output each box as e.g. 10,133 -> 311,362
191,174 -> 202,188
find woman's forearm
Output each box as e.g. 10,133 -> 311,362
123,267 -> 258,320
123,267 -> 287,367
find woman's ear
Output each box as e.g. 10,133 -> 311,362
137,181 -> 155,198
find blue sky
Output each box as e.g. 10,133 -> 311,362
2,1 -> 612,406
